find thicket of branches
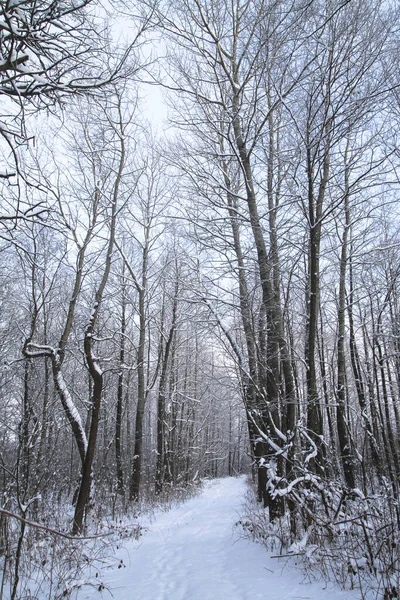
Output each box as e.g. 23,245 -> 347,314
1,0 -> 400,598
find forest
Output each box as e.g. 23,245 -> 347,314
0,0 -> 400,598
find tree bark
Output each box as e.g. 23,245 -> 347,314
336,165 -> 355,489
155,284 -> 178,494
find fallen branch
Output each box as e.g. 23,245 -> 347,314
0,507 -> 113,540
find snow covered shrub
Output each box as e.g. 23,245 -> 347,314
300,485 -> 400,600
0,496 -> 143,600
236,483 -> 293,553
238,477 -> 400,600
137,479 -> 204,517
0,474 -> 203,599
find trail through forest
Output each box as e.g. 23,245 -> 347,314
79,477 -> 359,600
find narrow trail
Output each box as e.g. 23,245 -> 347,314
79,477 -> 358,600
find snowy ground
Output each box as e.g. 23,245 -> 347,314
78,476 -> 361,600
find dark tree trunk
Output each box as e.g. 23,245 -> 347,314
155,287 -> 178,494
336,165 -> 355,490
130,281 -> 147,501
72,323 -> 103,534
116,279 -> 126,493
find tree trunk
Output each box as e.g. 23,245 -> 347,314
336,163 -> 355,489
116,277 -> 126,493
130,282 -> 147,501
72,325 -> 103,534
155,286 -> 178,494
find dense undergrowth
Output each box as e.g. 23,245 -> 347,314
237,477 -> 400,600
0,481 -> 202,600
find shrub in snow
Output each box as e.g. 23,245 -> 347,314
237,477 -> 400,600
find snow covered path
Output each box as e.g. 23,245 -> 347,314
79,477 -> 359,600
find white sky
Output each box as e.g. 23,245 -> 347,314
105,2 -> 169,132
141,81 -> 169,131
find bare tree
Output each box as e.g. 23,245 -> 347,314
0,0 -> 147,236
72,87 -> 130,533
